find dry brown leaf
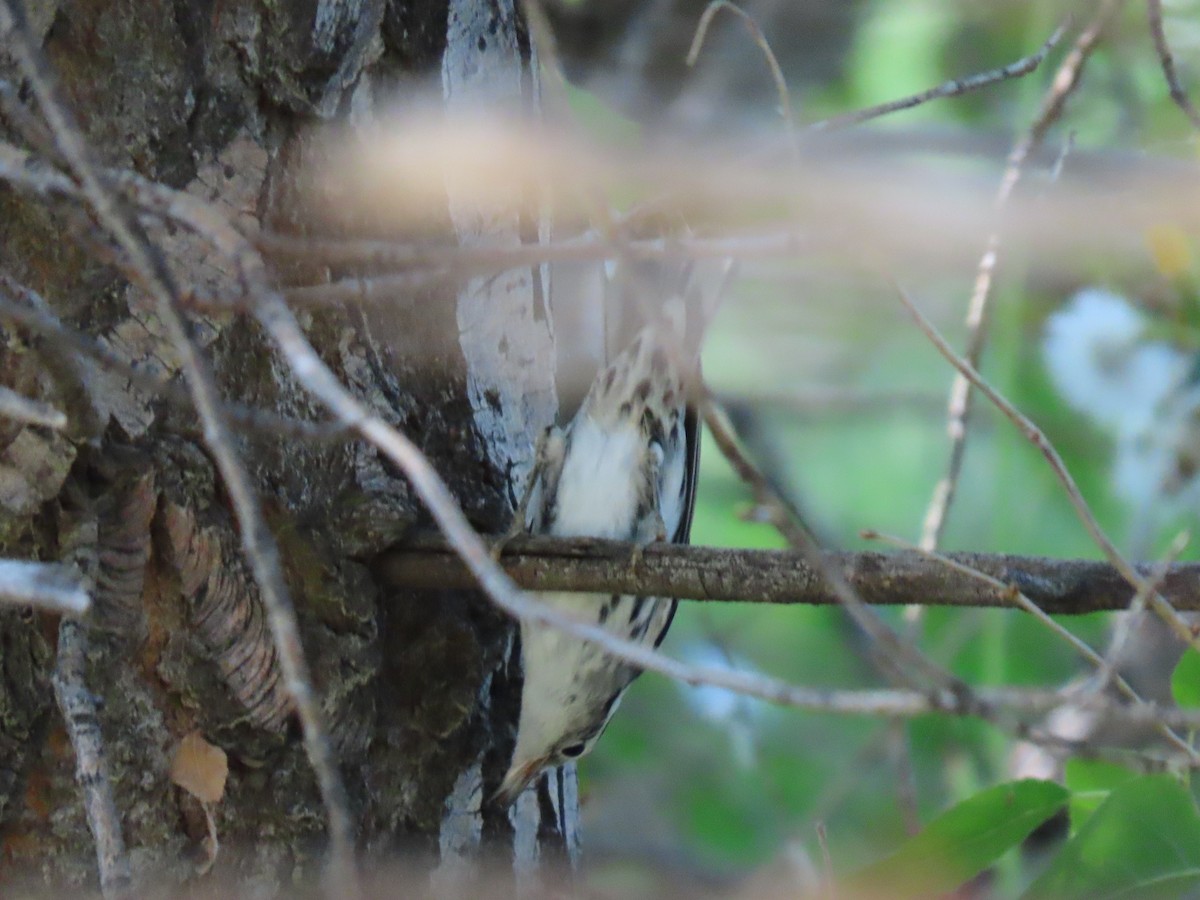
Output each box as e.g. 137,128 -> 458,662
169,731 -> 228,805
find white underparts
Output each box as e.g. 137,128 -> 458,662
551,415 -> 645,540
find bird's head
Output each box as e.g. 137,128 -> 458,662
493,627 -> 626,808
493,704 -> 612,809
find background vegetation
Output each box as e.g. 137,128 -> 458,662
5,0 -> 1199,895
562,1 -> 1200,895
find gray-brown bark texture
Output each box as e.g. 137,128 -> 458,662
0,0 -> 577,893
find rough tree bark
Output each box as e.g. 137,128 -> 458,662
0,0 -> 577,893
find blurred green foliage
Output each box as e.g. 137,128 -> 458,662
563,0 -> 1200,895
1026,775 -> 1200,898
849,779 -> 1068,897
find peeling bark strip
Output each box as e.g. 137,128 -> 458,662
161,502 -> 291,732
432,759 -> 484,889
0,409 -> 76,517
442,0 -> 558,493
54,503 -> 130,898
381,535 -> 1200,615
53,620 -> 131,900
440,0 -> 579,872
93,471 -> 155,631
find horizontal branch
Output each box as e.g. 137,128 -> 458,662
378,535 -> 1200,615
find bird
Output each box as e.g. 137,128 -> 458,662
493,259 -> 724,808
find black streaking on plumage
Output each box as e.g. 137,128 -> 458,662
495,256 -> 731,809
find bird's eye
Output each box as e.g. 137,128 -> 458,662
560,742 -> 587,759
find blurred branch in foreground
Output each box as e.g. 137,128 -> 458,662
0,560 -> 90,614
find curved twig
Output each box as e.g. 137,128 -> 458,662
1147,0 -> 1200,130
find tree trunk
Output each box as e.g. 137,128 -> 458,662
0,0 -> 577,893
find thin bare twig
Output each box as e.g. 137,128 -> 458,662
258,230 -> 819,306
864,529 -> 1198,762
53,619 -> 131,898
702,394 -> 969,696
50,129 -> 1200,781
18,124 -> 1200,285
807,20 -> 1069,133
0,3 -> 358,889
1049,129 -> 1078,183
866,533 -> 1109,675
919,4 -> 1122,552
95,127 -> 1169,767
1147,0 -> 1200,130
702,397 -> 812,549
895,280 -> 1200,656
1092,530 -> 1189,696
80,110 -> 984,765
815,822 -> 836,900
713,361 -> 948,861
687,1 -> 799,164
6,129 -> 847,730
0,559 -> 90,614
705,392 -> 975,838
384,532 -> 1200,762
15,0 -> 1200,811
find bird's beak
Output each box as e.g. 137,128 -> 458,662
492,757 -> 545,809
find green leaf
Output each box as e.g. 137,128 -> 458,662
1172,648 -> 1200,710
1064,758 -> 1138,835
847,779 -> 1067,898
1024,774 -> 1200,899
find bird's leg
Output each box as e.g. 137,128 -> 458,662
628,509 -> 668,569
492,467 -> 539,563
492,426 -> 555,562
628,445 -> 667,570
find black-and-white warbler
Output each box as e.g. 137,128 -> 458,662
494,258 -> 729,807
